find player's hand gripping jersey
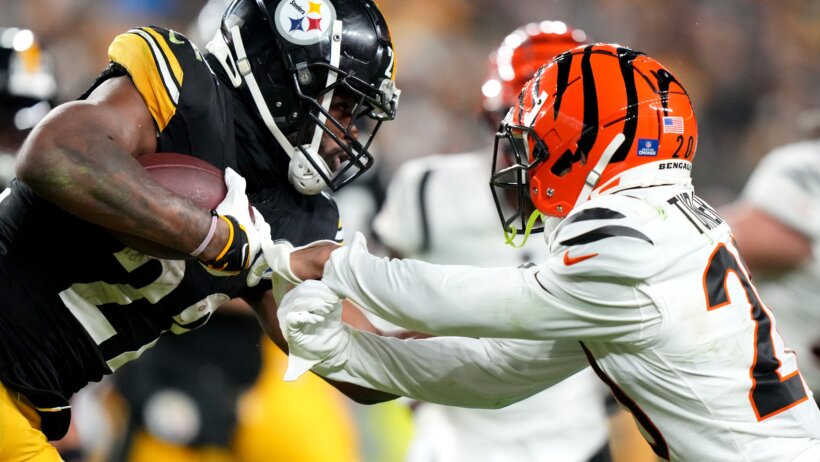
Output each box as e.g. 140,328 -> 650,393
0,27 -> 341,439
309,184 -> 820,461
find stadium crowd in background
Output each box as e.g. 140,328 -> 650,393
5,0 -> 820,198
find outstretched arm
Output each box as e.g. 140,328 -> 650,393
285,232 -> 651,342
319,332 -> 589,409
277,281 -> 590,408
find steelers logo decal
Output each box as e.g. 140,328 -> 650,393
274,0 -> 337,45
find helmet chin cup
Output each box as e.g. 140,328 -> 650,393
288,149 -> 329,195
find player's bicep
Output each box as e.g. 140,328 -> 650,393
82,76 -> 158,156
16,80 -> 156,184
484,338 -> 591,393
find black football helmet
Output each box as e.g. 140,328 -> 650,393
207,0 -> 399,195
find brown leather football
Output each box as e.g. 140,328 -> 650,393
111,153 -> 227,259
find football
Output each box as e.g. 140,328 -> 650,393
111,152 -> 227,259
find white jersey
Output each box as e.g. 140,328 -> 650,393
741,140 -> 820,392
373,152 -> 608,462
318,184 -> 820,462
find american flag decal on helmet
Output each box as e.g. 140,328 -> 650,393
663,116 -> 684,134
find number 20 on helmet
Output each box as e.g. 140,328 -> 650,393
490,44 -> 698,235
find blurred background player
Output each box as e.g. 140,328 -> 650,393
722,116 -> 820,408
0,27 -> 56,186
371,22 -> 653,462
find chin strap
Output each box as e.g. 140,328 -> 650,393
573,133 -> 626,209
503,209 -> 544,248
288,19 -> 343,195
206,22 -> 344,195
309,20 -> 341,155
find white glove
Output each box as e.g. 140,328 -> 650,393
201,168 -> 265,275
247,238 -> 341,288
246,239 -> 298,302
277,280 -> 349,381
246,209 -> 273,287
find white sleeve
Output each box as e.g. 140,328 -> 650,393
742,141 -> 820,240
316,331 -> 589,408
323,233 -> 659,342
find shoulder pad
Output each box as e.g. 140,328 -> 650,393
548,194 -> 663,280
108,27 -> 207,131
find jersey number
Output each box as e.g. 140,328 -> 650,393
59,248 -> 224,372
703,243 -> 808,420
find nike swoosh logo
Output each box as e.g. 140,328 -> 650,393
168,30 -> 184,45
563,250 -> 599,266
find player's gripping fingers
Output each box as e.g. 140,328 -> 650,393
286,310 -> 324,329
278,280 -> 339,329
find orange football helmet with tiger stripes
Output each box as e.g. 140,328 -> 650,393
490,43 -> 698,234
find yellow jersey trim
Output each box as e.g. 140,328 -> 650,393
108,27 -> 184,131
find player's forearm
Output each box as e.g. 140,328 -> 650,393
16,104 -> 224,259
316,331 -> 561,408
322,238 -> 547,339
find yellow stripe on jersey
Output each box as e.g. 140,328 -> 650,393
143,28 -> 183,85
107,27 -> 183,131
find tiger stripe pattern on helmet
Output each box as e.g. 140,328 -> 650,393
491,43 -> 698,233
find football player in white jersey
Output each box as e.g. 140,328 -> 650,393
371,22 -> 613,462
723,138 -> 820,404
264,42 -> 820,461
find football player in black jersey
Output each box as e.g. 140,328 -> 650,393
0,1 -> 399,460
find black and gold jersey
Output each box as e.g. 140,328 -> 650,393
91,26 -> 238,170
0,27 -> 340,440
